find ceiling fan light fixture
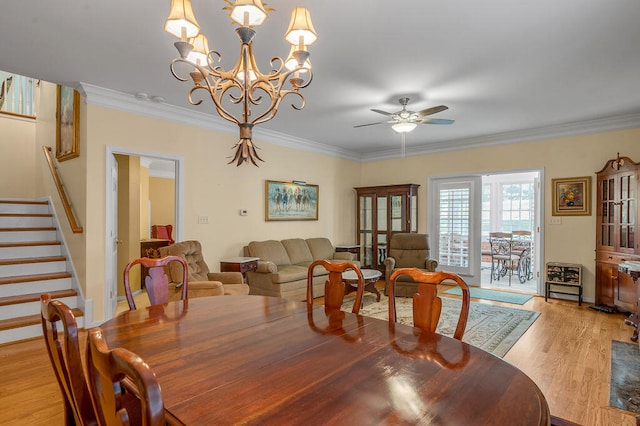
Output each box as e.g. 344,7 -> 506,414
392,121 -> 417,133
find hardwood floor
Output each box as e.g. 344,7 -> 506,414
1,291 -> 637,425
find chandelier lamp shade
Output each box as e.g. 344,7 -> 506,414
164,0 -> 318,166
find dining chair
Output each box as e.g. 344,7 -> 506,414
307,259 -> 365,314
87,327 -> 165,426
124,255 -> 188,310
488,232 -> 521,286
512,230 -> 534,283
151,224 -> 174,244
388,268 -> 471,340
40,293 -> 98,426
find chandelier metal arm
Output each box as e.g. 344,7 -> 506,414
166,3 -> 317,166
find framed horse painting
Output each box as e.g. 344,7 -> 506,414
265,180 -> 319,221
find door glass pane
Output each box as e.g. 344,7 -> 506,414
608,178 -> 615,200
390,195 -> 404,231
359,196 -> 373,268
630,225 -> 635,248
621,225 -> 628,248
621,176 -> 629,199
438,187 -> 470,267
377,196 -> 387,231
602,225 -> 609,246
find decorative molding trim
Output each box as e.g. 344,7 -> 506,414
81,83 -> 640,164
362,112 -> 640,162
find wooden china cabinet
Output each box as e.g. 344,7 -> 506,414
595,154 -> 640,315
355,184 -> 419,271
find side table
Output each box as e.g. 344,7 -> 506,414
343,269 -> 382,303
335,244 -> 361,261
220,257 -> 259,279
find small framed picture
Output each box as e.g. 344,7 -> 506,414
56,85 -> 80,161
552,176 -> 591,216
265,180 -> 318,221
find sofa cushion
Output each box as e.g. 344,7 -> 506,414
247,240 -> 292,266
306,237 -> 336,260
270,265 -> 308,284
282,238 -> 314,265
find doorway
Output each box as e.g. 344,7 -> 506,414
428,169 -> 543,294
105,146 -> 184,318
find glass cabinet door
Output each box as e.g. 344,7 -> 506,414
359,195 -> 374,268
618,172 -> 636,251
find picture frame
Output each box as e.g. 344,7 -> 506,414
552,176 -> 591,216
55,85 -> 80,161
265,180 -> 319,221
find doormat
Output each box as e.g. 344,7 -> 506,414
610,340 -> 640,413
444,287 -> 533,305
342,295 -> 539,357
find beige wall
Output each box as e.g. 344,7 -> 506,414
149,177 -> 175,230
0,115 -> 36,198
82,105 -> 361,322
115,154 -> 141,296
360,130 -> 640,301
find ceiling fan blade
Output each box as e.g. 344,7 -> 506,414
419,118 -> 455,125
416,105 -> 448,117
370,108 -> 394,116
354,121 -> 387,128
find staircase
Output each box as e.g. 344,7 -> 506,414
0,199 -> 83,344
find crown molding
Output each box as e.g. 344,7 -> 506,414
361,111 -> 640,162
80,83 -> 359,161
81,83 -> 640,164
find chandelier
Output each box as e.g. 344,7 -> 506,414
164,0 -> 318,166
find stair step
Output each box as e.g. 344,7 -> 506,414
0,272 -> 72,286
0,256 -> 66,266
0,308 -> 83,331
0,214 -> 54,228
0,200 -> 49,215
0,274 -> 72,298
0,241 -> 61,248
0,242 -> 62,260
0,258 -> 67,278
0,229 -> 57,243
0,289 -> 77,307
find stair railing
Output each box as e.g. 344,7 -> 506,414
42,146 -> 83,233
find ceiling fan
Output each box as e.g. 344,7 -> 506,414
354,97 -> 454,133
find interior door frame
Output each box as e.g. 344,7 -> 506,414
104,145 -> 184,319
427,167 -> 545,293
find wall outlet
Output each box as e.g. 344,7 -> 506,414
240,209 -> 248,216
198,215 -> 209,224
550,216 -> 561,225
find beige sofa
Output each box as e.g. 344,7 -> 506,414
243,237 -> 358,301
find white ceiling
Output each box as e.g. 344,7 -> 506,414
2,1 -> 640,161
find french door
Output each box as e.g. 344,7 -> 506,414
429,176 -> 482,285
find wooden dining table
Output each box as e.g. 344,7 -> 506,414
99,296 -> 550,425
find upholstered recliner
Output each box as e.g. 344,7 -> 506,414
383,233 -> 438,297
160,240 -> 249,296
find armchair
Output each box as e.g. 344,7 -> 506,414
383,233 -> 438,297
160,240 -> 249,296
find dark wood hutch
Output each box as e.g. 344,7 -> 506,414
355,184 -> 419,271
595,154 -> 640,324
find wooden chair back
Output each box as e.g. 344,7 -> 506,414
388,269 -> 471,340
40,293 -> 97,425
124,255 -> 188,310
87,328 -> 165,426
307,260 -> 365,314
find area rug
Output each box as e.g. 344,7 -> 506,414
444,287 -> 533,305
610,340 -> 640,413
342,295 -> 540,357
